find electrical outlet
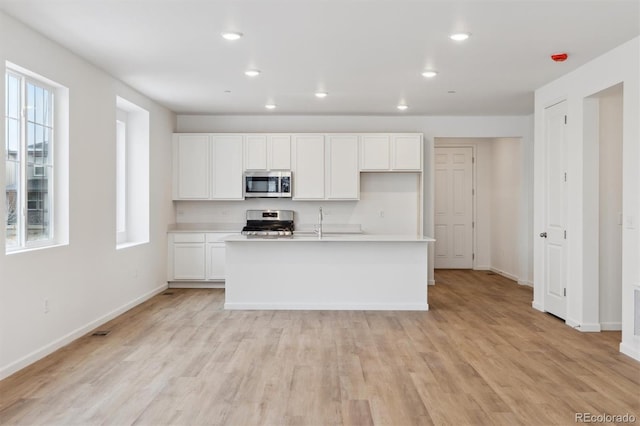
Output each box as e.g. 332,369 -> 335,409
379,210 -> 385,218
44,299 -> 49,314
626,215 -> 636,229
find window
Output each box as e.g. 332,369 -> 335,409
116,113 -> 126,244
115,96 -> 149,249
5,69 -> 55,250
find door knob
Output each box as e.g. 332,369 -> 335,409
540,232 -> 547,238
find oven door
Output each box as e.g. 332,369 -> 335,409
244,174 -> 282,197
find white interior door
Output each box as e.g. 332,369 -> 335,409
543,101 -> 567,318
434,147 -> 473,269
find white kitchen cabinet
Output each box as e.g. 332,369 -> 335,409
173,133 -> 244,200
270,135 -> 292,170
391,134 -> 422,170
169,232 -> 236,283
244,135 -> 268,170
206,233 -> 234,280
292,134 -> 325,199
173,134 -> 210,199
360,133 -> 422,171
244,134 -> 291,171
326,135 -> 359,200
170,233 -> 206,280
360,135 -> 391,171
211,135 -> 244,199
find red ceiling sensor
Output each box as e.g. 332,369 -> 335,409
551,53 -> 568,62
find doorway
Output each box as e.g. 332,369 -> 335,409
587,83 -> 624,330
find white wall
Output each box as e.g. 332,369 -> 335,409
177,114 -> 534,284
534,37 -> 639,360
0,12 -> 176,379
491,138 -> 522,281
598,86 -> 623,330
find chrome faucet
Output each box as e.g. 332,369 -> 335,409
315,207 -> 323,239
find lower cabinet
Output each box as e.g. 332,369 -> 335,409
168,232 -> 235,283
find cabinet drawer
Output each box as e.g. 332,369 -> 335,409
172,233 -> 205,243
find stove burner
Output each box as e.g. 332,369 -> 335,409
241,210 -> 294,238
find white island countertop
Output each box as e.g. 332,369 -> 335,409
225,234 -> 435,243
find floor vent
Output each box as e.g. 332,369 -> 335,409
486,271 -> 497,275
162,292 -> 174,296
92,330 -> 111,336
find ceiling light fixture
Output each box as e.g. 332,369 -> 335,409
221,32 -> 243,41
265,104 -> 277,110
397,105 -> 408,111
421,70 -> 438,78
315,92 -> 328,98
449,32 -> 470,41
245,69 -> 261,77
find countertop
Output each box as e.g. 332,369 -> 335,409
167,223 -> 243,232
225,234 -> 435,243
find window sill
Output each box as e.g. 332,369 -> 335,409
6,242 -> 68,256
116,241 -> 148,250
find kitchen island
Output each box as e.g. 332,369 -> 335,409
224,234 -> 434,311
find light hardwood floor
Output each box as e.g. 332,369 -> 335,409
1,270 -> 638,425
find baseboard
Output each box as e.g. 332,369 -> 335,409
532,301 -> 544,312
169,282 -> 225,289
600,322 -> 622,331
428,279 -> 435,286
224,302 -> 429,311
517,279 -> 533,287
565,318 -> 601,332
490,267 -> 518,282
620,341 -> 640,362
473,265 -> 491,271
0,283 -> 168,381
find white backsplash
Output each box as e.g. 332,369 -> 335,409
175,173 -> 421,235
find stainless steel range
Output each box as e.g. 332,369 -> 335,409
241,210 -> 294,237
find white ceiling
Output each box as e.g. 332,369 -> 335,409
1,0 -> 638,116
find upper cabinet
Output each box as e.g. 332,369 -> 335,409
326,135 -> 359,200
245,134 -> 291,171
292,134 -> 325,200
173,134 -> 210,200
360,134 -> 422,171
211,135 -> 244,200
173,134 -> 244,200
173,132 -> 422,201
391,134 -> 422,170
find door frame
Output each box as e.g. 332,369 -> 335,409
433,143 -> 477,269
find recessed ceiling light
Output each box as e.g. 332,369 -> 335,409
397,105 -> 408,111
245,69 -> 261,77
315,92 -> 328,98
265,104 -> 277,110
450,32 -> 470,41
421,70 -> 438,78
221,32 -> 243,41
448,90 -> 457,94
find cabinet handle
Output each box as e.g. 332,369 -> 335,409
539,232 -> 547,238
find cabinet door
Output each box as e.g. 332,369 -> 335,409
392,134 -> 422,171
173,243 -> 206,280
245,135 -> 268,170
211,135 -> 244,199
207,244 -> 227,280
293,135 -> 325,199
327,135 -> 359,199
270,135 -> 291,170
173,134 -> 210,199
360,135 -> 390,171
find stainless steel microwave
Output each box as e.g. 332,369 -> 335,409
244,171 -> 292,198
